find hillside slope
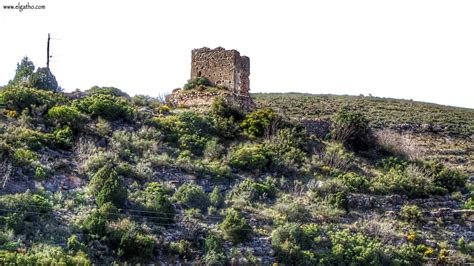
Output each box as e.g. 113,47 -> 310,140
254,93 -> 474,174
253,93 -> 474,136
0,87 -> 472,264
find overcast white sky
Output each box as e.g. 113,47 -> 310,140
0,0 -> 473,108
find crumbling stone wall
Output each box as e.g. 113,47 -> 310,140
191,47 -> 250,95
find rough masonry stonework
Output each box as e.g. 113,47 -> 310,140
191,47 -> 250,95
167,47 -> 255,111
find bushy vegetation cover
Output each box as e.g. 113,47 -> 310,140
0,86 -> 68,114
73,94 -> 136,121
220,209 -> 252,243
0,57 -> 471,264
183,77 -> 211,90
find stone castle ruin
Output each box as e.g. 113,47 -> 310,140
191,47 -> 250,95
167,47 -> 255,111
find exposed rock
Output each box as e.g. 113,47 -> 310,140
42,174 -> 87,192
166,88 -> 255,112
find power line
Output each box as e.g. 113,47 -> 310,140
0,201 -> 227,219
0,207 -> 260,231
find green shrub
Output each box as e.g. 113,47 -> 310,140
6,128 -> 47,150
457,237 -> 467,253
108,219 -> 156,260
96,176 -> 128,208
0,244 -> 90,265
198,160 -> 232,180
0,86 -> 68,114
322,142 -> 355,171
34,165 -> 49,180
131,94 -> 162,108
309,180 -> 351,215
12,148 -> 37,167
275,201 -> 311,223
463,197 -> 474,210
67,235 -> 86,253
47,105 -> 88,127
28,67 -> 60,92
433,167 -> 466,192
94,117 -> 112,137
117,231 -> 155,260
151,112 -> 213,155
73,94 -> 135,121
83,151 -> 116,175
210,96 -> 244,120
241,108 -> 279,138
140,182 -> 175,224
400,204 -> 421,222
98,202 -> 120,220
212,116 -> 241,139
231,178 -> 276,201
210,187 -> 225,208
85,86 -> 130,97
81,209 -> 107,237
89,166 -> 128,208
203,139 -> 225,160
229,144 -> 269,171
178,134 -> 209,155
52,126 -> 74,149
6,126 -> 74,151
326,191 -> 349,211
371,166 -> 438,198
0,192 -> 52,233
328,229 -> 382,265
8,56 -> 35,87
271,223 -> 315,265
337,172 -> 370,192
111,128 -> 161,161
204,234 -> 227,265
168,240 -> 192,258
116,162 -> 135,179
377,156 -> 408,171
265,128 -> 309,173
331,107 -> 371,150
406,161 -> 466,194
173,184 -> 210,211
220,209 -> 252,243
183,77 -> 210,90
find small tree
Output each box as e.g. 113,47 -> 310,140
210,187 -> 225,208
28,67 -> 60,92
89,166 -> 128,207
241,108 -> 280,138
8,57 -> 35,86
331,107 -> 370,151
220,209 -> 252,243
204,234 -> 227,265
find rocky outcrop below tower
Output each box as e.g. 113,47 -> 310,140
166,88 -> 256,112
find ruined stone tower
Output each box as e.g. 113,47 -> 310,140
191,47 -> 250,95
166,47 -> 255,111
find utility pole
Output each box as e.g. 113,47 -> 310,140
46,33 -> 50,69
